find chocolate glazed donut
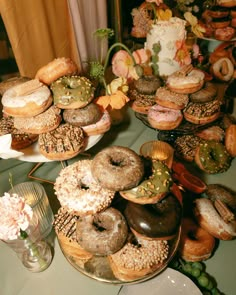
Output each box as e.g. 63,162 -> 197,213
124,193 -> 182,239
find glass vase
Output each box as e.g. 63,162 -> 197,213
3,214 -> 52,272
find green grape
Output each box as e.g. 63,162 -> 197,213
211,287 -> 221,295
191,267 -> 201,278
182,263 -> 192,274
192,261 -> 204,271
198,274 -> 209,288
206,279 -> 214,291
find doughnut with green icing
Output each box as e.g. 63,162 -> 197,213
120,160 -> 173,204
50,76 -> 95,109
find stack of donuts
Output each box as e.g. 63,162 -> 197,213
0,57 -> 111,160
53,145 -> 183,281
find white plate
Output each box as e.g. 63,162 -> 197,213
16,133 -> 103,162
118,268 -> 202,295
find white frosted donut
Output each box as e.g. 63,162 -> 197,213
54,159 -> 115,215
81,110 -> 111,136
194,198 -> 236,240
2,79 -> 52,117
211,57 -> 234,81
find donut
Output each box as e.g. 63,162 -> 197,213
13,105 -> 62,134
120,160 -> 173,204
194,197 -> 236,240
108,235 -> 169,281
133,75 -> 162,95
189,82 -> 217,103
38,123 -> 85,161
225,124 -> 236,157
211,57 -> 234,81
35,57 -> 78,85
166,65 -> 205,94
155,87 -> 189,110
54,159 -> 115,215
196,125 -> 225,142
81,110 -> 111,136
183,98 -> 222,125
178,218 -> 215,262
147,104 -> 183,130
124,192 -> 182,240
1,79 -> 52,118
174,135 -> 202,162
91,146 -> 144,191
53,207 -> 93,260
63,103 -> 102,127
231,17 -> 236,27
211,17 -> 230,29
208,6 -> 230,18
0,116 -> 38,150
129,94 -> 156,114
50,76 -> 95,109
76,207 -> 128,256
0,76 -> 30,96
214,27 -> 234,42
217,0 -> 236,7
194,140 -> 232,174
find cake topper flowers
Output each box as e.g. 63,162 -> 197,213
184,11 -> 206,38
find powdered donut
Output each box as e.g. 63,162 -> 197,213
91,146 -> 144,191
76,207 -> 128,256
54,159 -> 115,215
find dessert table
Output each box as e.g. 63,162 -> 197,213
0,107 -> 236,295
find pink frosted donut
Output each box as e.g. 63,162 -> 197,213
82,110 -> 111,136
147,104 -> 183,130
54,159 -> 115,216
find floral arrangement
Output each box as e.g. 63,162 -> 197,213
0,192 -> 33,240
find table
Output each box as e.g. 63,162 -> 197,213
0,108 -> 236,295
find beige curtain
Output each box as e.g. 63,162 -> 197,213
0,0 -> 107,78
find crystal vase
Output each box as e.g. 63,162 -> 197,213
3,214 -> 52,272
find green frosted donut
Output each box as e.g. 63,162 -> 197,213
50,76 -> 95,109
195,140 -> 232,174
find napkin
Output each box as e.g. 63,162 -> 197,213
0,134 -> 24,159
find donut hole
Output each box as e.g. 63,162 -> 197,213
187,230 -> 198,241
93,216 -> 111,232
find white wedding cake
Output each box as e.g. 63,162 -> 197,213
145,17 -> 187,77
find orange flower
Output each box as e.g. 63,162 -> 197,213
174,40 -> 191,66
95,91 -> 129,111
112,50 -> 139,80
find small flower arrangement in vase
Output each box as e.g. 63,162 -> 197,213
0,191 -> 52,272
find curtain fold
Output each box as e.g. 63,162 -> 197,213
0,0 -> 107,78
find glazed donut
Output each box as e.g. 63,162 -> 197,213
120,160 -> 173,204
211,57 -> 234,81
225,124 -> 236,157
196,125 -> 225,142
51,76 -> 95,109
63,103 -> 102,127
214,26 -> 235,41
124,193 -> 182,240
13,105 -> 62,134
189,82 -> 217,103
0,116 -> 38,150
81,110 -> 111,136
166,65 -> 205,94
0,76 -> 30,96
183,98 -> 221,125
1,79 -> 52,118
178,218 -> 215,262
195,140 -> 232,174
53,207 -> 93,260
108,235 -> 169,281
76,207 -> 128,256
147,104 -> 183,130
38,123 -> 85,161
91,146 -> 144,191
194,197 -> 236,240
174,135 -> 202,162
54,159 -> 115,215
35,57 -> 78,85
155,87 -> 189,110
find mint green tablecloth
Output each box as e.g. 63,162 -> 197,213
0,109 -> 235,295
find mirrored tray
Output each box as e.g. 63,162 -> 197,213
58,227 -> 181,285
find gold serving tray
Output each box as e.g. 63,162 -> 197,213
58,227 -> 181,285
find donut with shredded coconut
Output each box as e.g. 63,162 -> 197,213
108,234 -> 169,281
54,159 -> 115,215
76,207 -> 128,256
